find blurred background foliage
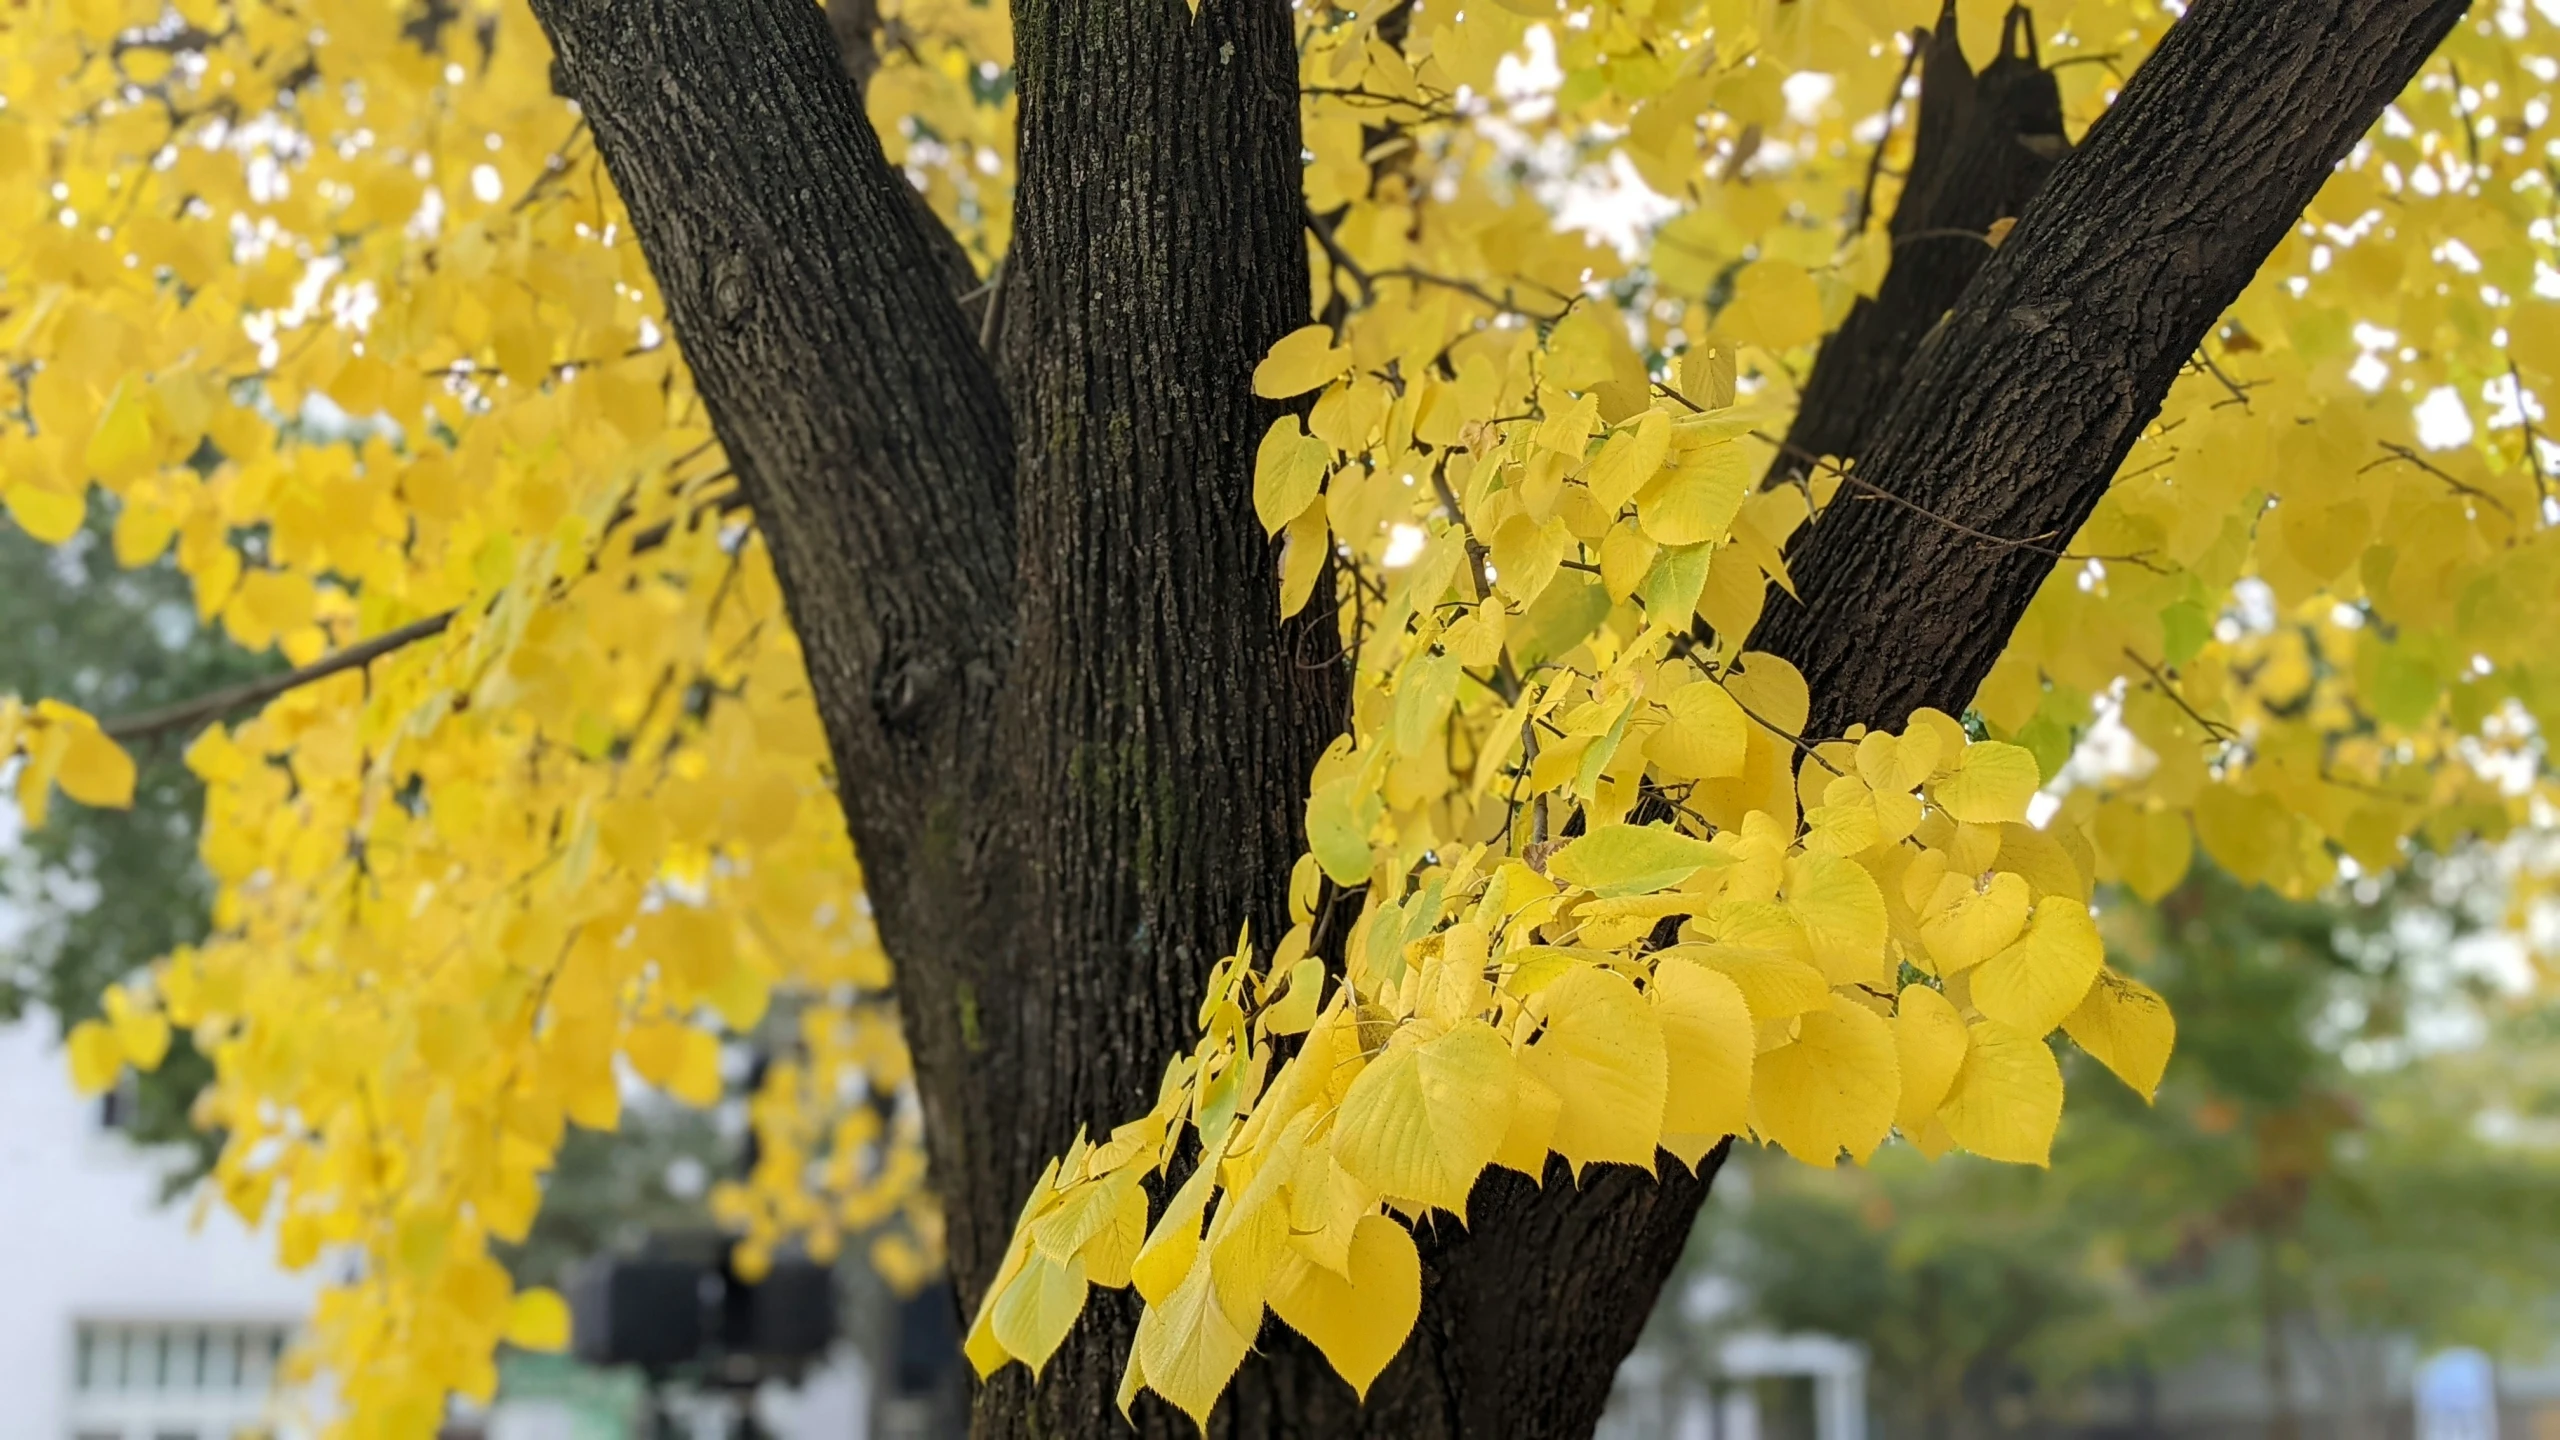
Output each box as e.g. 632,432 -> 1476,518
1629,863 -> 2560,1438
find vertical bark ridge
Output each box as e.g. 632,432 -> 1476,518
964,0 -> 1343,1427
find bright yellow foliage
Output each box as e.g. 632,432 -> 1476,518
0,0 -> 2555,1429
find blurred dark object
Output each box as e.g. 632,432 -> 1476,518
566,1231 -> 835,1381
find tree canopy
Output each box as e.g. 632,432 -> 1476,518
2,0 -> 2555,1434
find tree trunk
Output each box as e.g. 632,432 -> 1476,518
528,0 -> 2470,1434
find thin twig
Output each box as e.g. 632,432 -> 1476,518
2362,441 -> 2515,522
2121,647 -> 2237,743
1892,227 -> 1995,249
1750,426 -> 2174,573
1851,28 -> 1926,237
105,611 -> 458,742
2191,346 -> 2257,409
976,251 -> 1009,353
1304,206 -> 1376,306
2506,359 -> 2552,511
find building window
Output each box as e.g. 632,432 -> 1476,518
65,1320 -> 294,1440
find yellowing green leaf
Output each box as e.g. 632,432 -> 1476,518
1750,996 -> 1899,1166
1522,964 -> 1667,1172
1720,258 -> 1825,351
1649,680 -> 1749,781
1268,1214 -> 1420,1400
1971,895 -> 2104,1037
2063,968 -> 2176,1102
1253,324 -> 1353,398
1548,822 -> 1723,898
1892,985 -> 1967,1132
1940,1020 -> 2064,1166
1652,958 -> 1753,1166
2094,800 -> 2194,903
1930,741 -> 2042,825
1331,1018 -> 1513,1216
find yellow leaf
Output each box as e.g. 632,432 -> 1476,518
105,985 -> 171,1070
1584,408 -> 1672,511
1856,726 -> 1942,794
5,483 -> 87,545
1268,1214 -> 1420,1399
1253,324 -> 1354,398
1134,1129 -> 1228,1302
991,1250 -> 1088,1377
1930,742 -> 2042,825
57,724 -> 137,810
1079,1179 -> 1151,1290
1971,896 -> 2104,1037
1134,1245 -> 1256,1429
1720,259 -> 1825,351
1649,680 -> 1749,780
1940,1020 -> 2064,1166
2063,968 -> 2176,1102
1918,870 -> 2031,975
1635,441 -> 1751,546
1522,965 -> 1667,1173
1277,495 -> 1331,618
1784,852 -> 1888,988
1548,822 -> 1725,898
1677,333 -> 1738,410
1254,415 -> 1332,535
1331,1019 -> 1512,1217
2095,801 -> 2194,903
1891,985 -> 1967,1132
1652,959 -> 1753,1166
504,1288 -> 572,1352
66,1019 -> 124,1095
1662,943 -> 1829,1021
1750,996 -> 1899,1166
1490,1065 -> 1563,1177
85,378 -> 158,487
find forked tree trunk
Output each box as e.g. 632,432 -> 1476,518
528,0 -> 2467,1433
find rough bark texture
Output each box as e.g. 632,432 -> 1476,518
1772,3 -> 2069,488
526,0 -> 2471,1434
1757,0 -> 2473,737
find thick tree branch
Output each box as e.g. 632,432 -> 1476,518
1757,0 -> 2472,734
1770,0 -> 2069,489
528,0 -> 1018,834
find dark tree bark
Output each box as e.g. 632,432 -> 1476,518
1758,0 -> 2474,736
525,0 -> 2470,1434
1772,2 -> 2070,489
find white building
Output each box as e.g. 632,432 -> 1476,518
0,1018 -> 319,1440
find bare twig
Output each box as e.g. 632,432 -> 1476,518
2121,647 -> 2237,743
2506,358 -> 2552,510
2362,441 -> 2515,522
1747,424 -> 2175,574
105,611 -> 458,743
1851,28 -> 1926,237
